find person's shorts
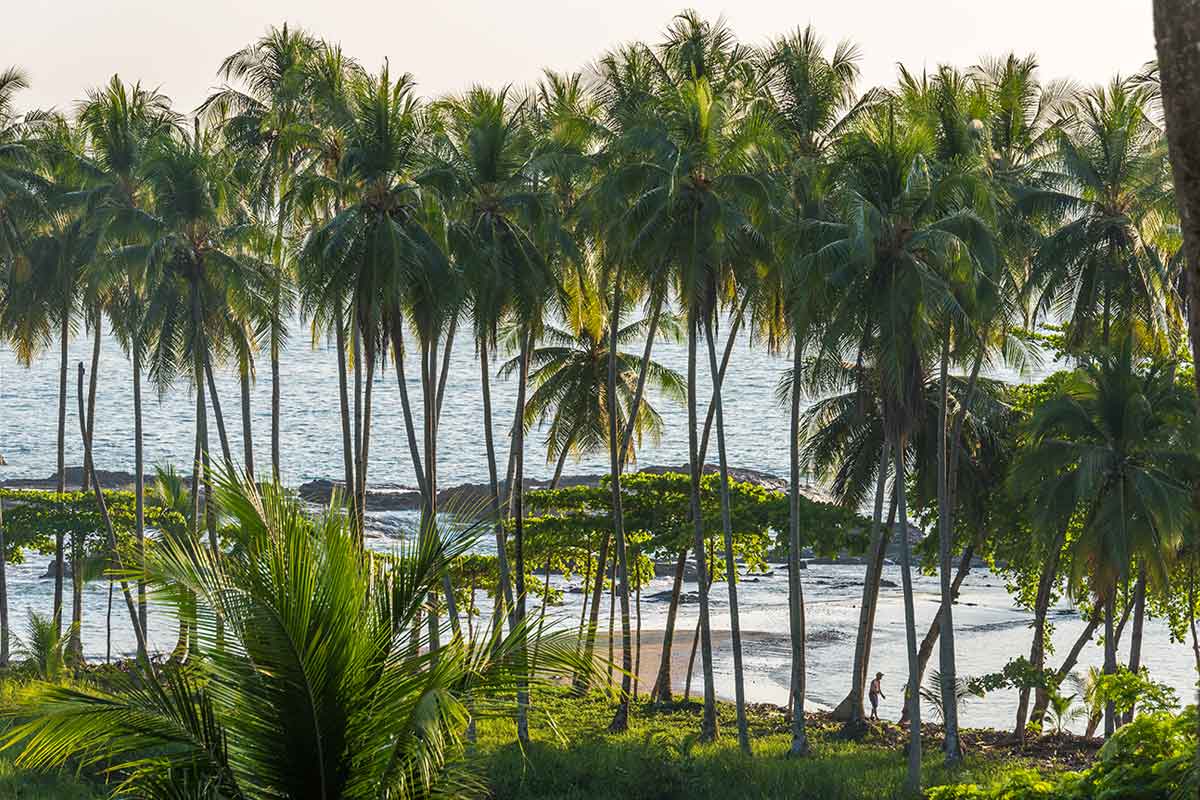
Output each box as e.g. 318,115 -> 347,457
869,694 -> 879,707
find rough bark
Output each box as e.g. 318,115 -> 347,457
895,443 -> 922,792
787,341 -> 809,755
607,266 -> 634,733
687,319 -> 718,740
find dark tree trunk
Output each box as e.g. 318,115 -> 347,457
133,344 -> 146,635
81,313 -> 101,493
335,305 -> 354,529
787,341 -> 809,756
479,339 -> 516,624
838,441 -> 891,730
240,358 -> 255,480
512,329 -> 532,743
1030,606 -> 1103,727
687,318 -> 718,741
204,354 -> 234,472
54,315 -> 68,636
0,497 -> 8,666
649,548 -> 688,703
1013,527 -> 1067,738
935,332 -> 960,763
895,442 -> 922,792
607,266 -> 634,733
1123,567 -> 1147,723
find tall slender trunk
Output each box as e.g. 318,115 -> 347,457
895,442 -> 922,793
607,266 -> 634,733
512,329 -> 532,743
0,497 -> 8,666
69,528 -> 83,660
576,530 -> 610,693
839,440 -> 891,729
54,314 -> 67,636
616,292 -> 665,472
935,332 -> 960,763
353,325 -> 364,520
270,273 -> 281,482
334,306 -> 355,531
646,297 -> 734,702
358,346 -> 374,538
81,313 -> 101,492
787,341 -> 809,756
650,547 -> 688,703
239,355 -> 255,480
1030,606 -> 1103,727
204,354 -> 234,471
1013,526 -> 1067,737
76,364 -> 151,667
422,331 -> 460,637
688,317 -> 718,741
1103,595 -> 1117,737
1123,566 -> 1147,723
479,340 -> 516,623
133,344 -> 146,636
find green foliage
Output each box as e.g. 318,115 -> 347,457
927,708 -> 1198,800
1092,667 -> 1180,717
969,657 -> 1058,695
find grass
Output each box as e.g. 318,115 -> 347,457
474,691 -> 1043,800
0,685 -> 1053,800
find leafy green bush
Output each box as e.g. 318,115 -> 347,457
926,708 -> 1197,800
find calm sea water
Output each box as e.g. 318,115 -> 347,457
1,318 -> 1195,731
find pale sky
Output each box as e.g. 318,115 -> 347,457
6,0 -> 1157,114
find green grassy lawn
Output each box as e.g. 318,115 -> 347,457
0,690 -> 1057,800
475,691 -> 1043,800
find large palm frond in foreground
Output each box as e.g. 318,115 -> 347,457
2,472 -> 597,800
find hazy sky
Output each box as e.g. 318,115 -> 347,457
7,0 -> 1157,113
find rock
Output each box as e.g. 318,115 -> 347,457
41,560 -> 71,580
879,579 -> 899,589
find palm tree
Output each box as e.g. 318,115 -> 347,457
77,75 -> 180,637
813,97 -> 998,787
201,24 -> 320,481
4,472 -> 594,798
139,121 -> 271,590
1011,340 -> 1197,736
1025,77 -> 1174,350
600,12 -> 774,749
760,23 -> 870,754
426,86 -> 557,740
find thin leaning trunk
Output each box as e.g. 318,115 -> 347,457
894,442 -> 922,793
1103,595 -> 1117,737
239,357 -> 255,480
697,294 -> 749,464
839,440 -> 891,729
687,319 -> 718,741
935,332 -> 961,763
132,344 -> 146,636
787,341 -> 809,756
76,364 -> 152,668
704,316 -> 750,754
1030,606 -> 1103,727
81,313 -> 101,492
649,547 -> 688,703
357,346 -> 374,541
607,265 -> 634,733
270,293 -> 281,483
1123,566 -> 1147,724
54,314 -> 68,637
511,329 -> 533,743
335,305 -> 355,531
204,354 -> 234,472
0,497 -> 8,666
479,339 -> 515,624
1014,527 -> 1067,738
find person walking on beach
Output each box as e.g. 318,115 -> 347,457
869,672 -> 885,721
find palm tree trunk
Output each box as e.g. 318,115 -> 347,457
650,547 -> 688,703
0,497 -> 8,666
607,265 -> 634,733
1013,527 -> 1067,738
787,340 -> 809,756
894,441 -> 922,793
839,440 -> 891,729
204,354 -> 234,472
646,306 -> 736,706
935,332 -> 961,763
1103,595 -> 1117,737
239,353 -> 255,480
270,296 -> 281,483
54,314 -> 68,637
512,329 -> 533,743
69,532 -> 83,660
1030,606 -> 1103,727
334,305 -> 354,527
105,580 -> 113,664
479,339 -> 516,624
423,332 -> 461,637
81,313 -> 101,493
697,294 -> 749,463
133,343 -> 146,635
616,292 -> 665,471
353,324 -> 364,518
688,317 -> 718,742
550,429 -> 574,489
1123,567 -> 1147,723
576,530 -> 610,694
358,345 -> 374,537
391,320 -> 429,501
76,364 -> 151,668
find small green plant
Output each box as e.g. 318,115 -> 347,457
1044,690 -> 1084,735
15,611 -> 71,681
